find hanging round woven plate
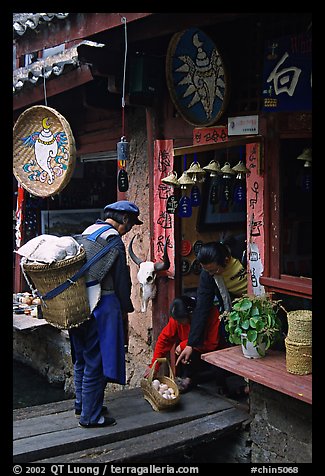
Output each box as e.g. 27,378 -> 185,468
13,105 -> 76,197
166,28 -> 229,126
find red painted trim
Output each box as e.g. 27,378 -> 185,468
259,276 -> 312,299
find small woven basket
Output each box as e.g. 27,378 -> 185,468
287,310 -> 312,345
13,105 -> 76,198
141,358 -> 181,412
22,248 -> 91,330
285,337 -> 312,375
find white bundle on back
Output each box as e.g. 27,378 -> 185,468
16,235 -> 81,264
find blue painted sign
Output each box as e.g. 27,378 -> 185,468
262,33 -> 312,112
166,28 -> 229,126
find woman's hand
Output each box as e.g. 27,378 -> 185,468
176,345 -> 193,366
175,344 -> 182,355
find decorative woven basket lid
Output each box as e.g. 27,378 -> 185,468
166,28 -> 229,126
13,105 -> 76,197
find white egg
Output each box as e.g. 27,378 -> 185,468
159,383 -> 168,391
168,387 -> 175,394
152,380 -> 160,390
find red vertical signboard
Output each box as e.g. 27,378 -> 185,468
246,143 -> 265,295
153,140 -> 175,277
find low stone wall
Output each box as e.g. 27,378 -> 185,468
13,323 -> 152,398
249,382 -> 312,463
13,325 -> 75,395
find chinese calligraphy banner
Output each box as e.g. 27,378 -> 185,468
246,143 -> 265,296
153,140 -> 175,277
262,33 -> 312,112
192,126 -> 228,145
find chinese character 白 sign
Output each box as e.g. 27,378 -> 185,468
262,33 -> 311,112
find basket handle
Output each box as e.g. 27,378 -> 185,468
148,357 -> 175,384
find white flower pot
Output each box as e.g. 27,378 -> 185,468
241,333 -> 266,359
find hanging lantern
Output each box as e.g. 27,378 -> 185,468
231,160 -> 250,179
161,170 -> 180,187
203,160 -> 222,177
186,161 -> 206,183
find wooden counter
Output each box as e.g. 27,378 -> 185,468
201,346 -> 312,405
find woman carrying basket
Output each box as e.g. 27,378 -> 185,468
69,201 -> 142,428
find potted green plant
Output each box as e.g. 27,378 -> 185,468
222,293 -> 284,358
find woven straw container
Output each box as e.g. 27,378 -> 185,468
141,358 -> 181,412
285,337 -> 312,375
13,105 -> 76,198
287,310 -> 312,345
22,248 -> 91,330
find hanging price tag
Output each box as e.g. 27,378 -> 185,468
178,195 -> 192,218
118,168 -> 129,192
190,185 -> 201,206
209,184 -> 218,204
166,195 -> 178,214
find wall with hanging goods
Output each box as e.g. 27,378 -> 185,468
171,136 -> 261,297
173,147 -> 248,292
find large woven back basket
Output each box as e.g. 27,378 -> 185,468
13,105 -> 76,198
141,358 -> 181,412
22,248 -> 91,330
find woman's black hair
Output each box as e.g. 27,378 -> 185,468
197,241 -> 231,267
170,295 -> 196,320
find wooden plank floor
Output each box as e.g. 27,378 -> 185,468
202,347 -> 312,404
13,385 -> 250,463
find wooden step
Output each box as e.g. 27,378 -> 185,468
36,408 -> 249,463
13,386 -> 249,463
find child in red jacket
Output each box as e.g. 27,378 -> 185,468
144,295 -> 226,393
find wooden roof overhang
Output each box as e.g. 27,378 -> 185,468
13,64 -> 94,112
15,13 -> 154,58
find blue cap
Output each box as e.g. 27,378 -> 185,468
104,200 -> 143,225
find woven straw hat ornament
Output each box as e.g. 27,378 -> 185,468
13,105 -> 76,197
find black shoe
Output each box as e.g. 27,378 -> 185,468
75,405 -> 108,418
79,416 -> 116,428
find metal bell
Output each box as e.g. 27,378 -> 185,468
231,160 -> 250,179
203,160 -> 222,177
161,170 -> 180,187
221,162 -> 236,178
178,171 -> 195,189
297,148 -> 312,167
186,161 -> 206,183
